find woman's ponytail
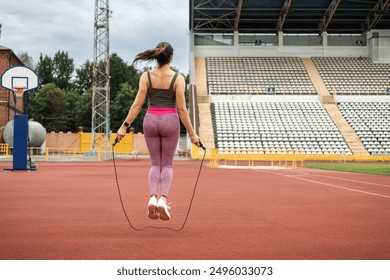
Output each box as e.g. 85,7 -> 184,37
133,42 -> 174,66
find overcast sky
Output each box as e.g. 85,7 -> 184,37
0,0 -> 190,73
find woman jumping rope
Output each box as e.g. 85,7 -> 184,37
116,42 -> 201,221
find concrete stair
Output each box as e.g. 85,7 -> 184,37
301,58 -> 369,156
195,58 -> 215,149
323,103 -> 370,156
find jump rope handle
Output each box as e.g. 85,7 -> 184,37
112,136 -> 119,147
199,140 -> 206,151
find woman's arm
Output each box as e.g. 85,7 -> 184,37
175,74 -> 200,147
116,72 -> 148,141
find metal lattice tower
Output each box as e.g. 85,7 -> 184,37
91,0 -> 110,152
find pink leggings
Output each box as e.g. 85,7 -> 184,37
143,113 -> 180,197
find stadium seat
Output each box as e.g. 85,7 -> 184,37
212,99 -> 352,155
206,57 -> 316,95
312,57 -> 390,95
338,102 -> 390,155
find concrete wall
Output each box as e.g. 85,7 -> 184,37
194,44 -> 369,59
132,133 -> 148,154
0,48 -> 24,143
45,131 -> 80,149
193,30 -> 390,61
368,30 -> 390,63
336,95 -> 390,103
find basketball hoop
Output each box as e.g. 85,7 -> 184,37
12,86 -> 26,99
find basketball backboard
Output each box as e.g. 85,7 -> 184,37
0,66 -> 40,93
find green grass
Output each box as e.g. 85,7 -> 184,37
304,163 -> 390,176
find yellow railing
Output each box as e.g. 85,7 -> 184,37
3,139 -> 389,164
0,132 -> 134,161
44,147 -> 81,161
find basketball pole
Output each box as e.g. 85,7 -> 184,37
14,87 -> 37,171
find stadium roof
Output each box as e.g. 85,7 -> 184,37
190,0 -> 390,33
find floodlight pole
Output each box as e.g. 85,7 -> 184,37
91,0 -> 110,153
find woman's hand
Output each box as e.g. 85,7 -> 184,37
190,133 -> 201,147
116,125 -> 127,141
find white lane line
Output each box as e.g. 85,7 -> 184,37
309,174 -> 390,188
258,170 -> 390,199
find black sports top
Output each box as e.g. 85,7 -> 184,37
147,71 -> 178,108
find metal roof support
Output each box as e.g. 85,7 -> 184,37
190,0 -> 194,31
234,0 -> 243,30
193,11 -> 236,31
192,0 -> 237,32
364,0 -> 390,31
190,0 -> 390,33
319,0 -> 341,31
276,0 -> 292,31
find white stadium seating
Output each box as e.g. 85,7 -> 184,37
312,57 -> 390,95
206,57 -> 316,95
206,57 -> 390,156
338,102 -> 390,155
212,96 -> 351,155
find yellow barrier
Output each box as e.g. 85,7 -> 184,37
79,132 -> 133,154
0,144 -> 10,157
191,147 -> 390,169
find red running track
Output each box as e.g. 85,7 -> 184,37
0,160 -> 389,260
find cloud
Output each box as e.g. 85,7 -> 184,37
0,0 -> 189,73
110,0 -> 189,71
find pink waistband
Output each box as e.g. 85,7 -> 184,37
147,107 -> 177,116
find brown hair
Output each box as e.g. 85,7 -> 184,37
133,42 -> 174,67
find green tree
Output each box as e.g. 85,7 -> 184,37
35,54 -> 54,85
108,54 -> 142,132
109,53 -> 141,100
29,83 -> 71,132
18,51 -> 34,69
74,60 -> 93,94
74,89 -> 92,131
64,89 -> 84,132
35,51 -> 75,89
52,51 -> 75,90
111,82 -> 147,133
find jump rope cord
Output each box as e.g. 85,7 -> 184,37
112,146 -> 206,232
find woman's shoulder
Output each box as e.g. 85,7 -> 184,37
139,72 -> 150,87
144,68 -> 183,81
172,71 -> 184,80
140,71 -> 149,80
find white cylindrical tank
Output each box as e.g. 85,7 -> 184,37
3,120 -> 46,147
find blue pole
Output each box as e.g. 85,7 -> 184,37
12,115 -> 28,170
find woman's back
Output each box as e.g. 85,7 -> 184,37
148,68 -> 177,90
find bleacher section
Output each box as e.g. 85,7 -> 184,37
195,56 -> 390,157
338,100 -> 390,155
206,57 -> 316,95
312,57 -> 390,95
212,96 -> 351,155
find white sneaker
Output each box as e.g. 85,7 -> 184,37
157,197 -> 171,221
148,196 -> 158,219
